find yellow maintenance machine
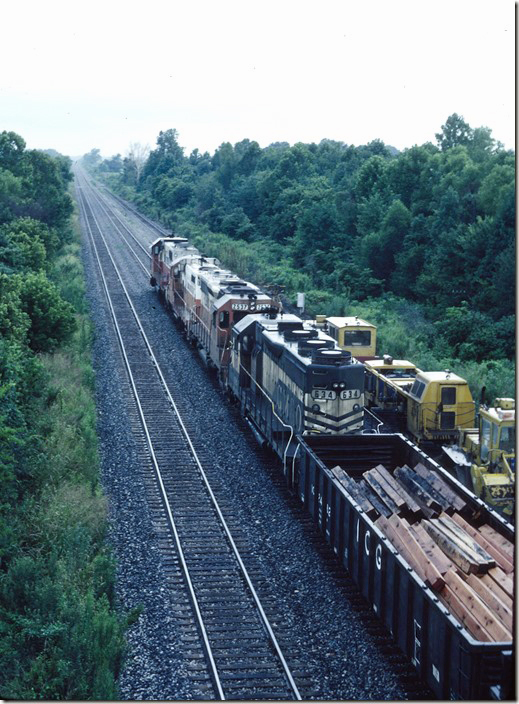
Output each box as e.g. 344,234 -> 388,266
316,315 -> 514,516
315,316 -> 377,360
316,316 -> 476,443
406,370 -> 476,442
362,362 -> 476,443
443,398 -> 515,518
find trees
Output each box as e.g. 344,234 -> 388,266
122,143 -> 150,185
0,132 -> 127,700
141,129 -> 184,183
1,227 -> 46,272
3,217 -> 59,259
103,120 -> 514,369
435,113 -> 473,151
19,273 -> 76,353
20,150 -> 73,230
99,154 -> 123,173
82,148 -> 102,171
0,131 -> 26,174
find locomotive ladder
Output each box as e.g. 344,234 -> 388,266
76,182 -> 303,701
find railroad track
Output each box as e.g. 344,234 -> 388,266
76,178 -> 310,700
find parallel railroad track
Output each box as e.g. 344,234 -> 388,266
76,178 -> 310,700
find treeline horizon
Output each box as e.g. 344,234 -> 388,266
86,114 -> 514,400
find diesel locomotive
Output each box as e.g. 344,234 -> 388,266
150,236 -> 278,379
150,236 -> 365,459
228,313 -> 364,473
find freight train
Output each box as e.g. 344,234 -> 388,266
150,235 -> 514,700
150,236 -> 365,449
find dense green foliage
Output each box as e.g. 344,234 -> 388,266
99,116 -> 514,399
0,132 -> 127,699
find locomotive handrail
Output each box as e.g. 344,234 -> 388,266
172,288 -> 212,338
238,363 -> 295,477
364,407 -> 384,433
419,402 -> 476,428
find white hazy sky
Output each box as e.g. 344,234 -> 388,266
1,0 -> 515,158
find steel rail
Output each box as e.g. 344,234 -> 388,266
77,179 -> 303,701
100,184 -> 171,237
77,172 -> 151,268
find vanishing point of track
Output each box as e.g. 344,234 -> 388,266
76,175 -> 305,701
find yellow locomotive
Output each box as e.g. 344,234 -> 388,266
315,315 -> 377,359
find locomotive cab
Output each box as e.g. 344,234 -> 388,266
150,236 -> 188,288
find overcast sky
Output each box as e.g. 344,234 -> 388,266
1,0 -> 515,159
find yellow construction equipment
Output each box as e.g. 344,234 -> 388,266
315,316 -> 377,360
443,398 -> 515,518
316,315 -> 514,517
406,370 -> 476,442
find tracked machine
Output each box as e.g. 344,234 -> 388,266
443,398 -> 515,518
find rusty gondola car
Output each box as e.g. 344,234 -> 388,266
295,433 -> 514,700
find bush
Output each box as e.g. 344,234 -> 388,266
19,272 -> 76,353
0,176 -> 128,700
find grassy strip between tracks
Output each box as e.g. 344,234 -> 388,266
0,207 -> 133,700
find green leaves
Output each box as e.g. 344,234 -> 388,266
0,132 -> 126,699
435,113 -> 473,151
103,120 -> 513,371
0,272 -> 76,354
